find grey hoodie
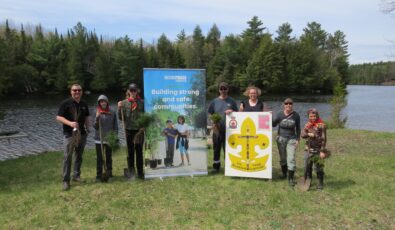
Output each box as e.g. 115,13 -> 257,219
94,95 -> 118,143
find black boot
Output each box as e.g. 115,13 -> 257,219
317,172 -> 324,190
212,162 -> 220,173
288,170 -> 295,187
281,165 -> 288,179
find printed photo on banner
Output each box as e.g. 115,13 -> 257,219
225,112 -> 272,179
143,68 -> 207,179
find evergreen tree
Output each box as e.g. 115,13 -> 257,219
246,35 -> 284,92
275,22 -> 294,43
207,34 -> 244,92
188,25 -> 205,68
204,24 -> 221,68
157,33 -> 174,67
300,22 -> 327,50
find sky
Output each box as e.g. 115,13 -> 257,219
1,0 -> 394,64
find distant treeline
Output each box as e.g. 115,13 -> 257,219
0,17 -> 349,96
349,61 -> 395,85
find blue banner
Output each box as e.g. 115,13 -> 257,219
143,68 -> 207,178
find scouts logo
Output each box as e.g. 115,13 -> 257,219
228,116 -> 237,129
227,117 -> 269,172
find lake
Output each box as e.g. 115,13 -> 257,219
0,85 -> 393,161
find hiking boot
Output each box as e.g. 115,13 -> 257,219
281,165 -> 288,179
63,181 -> 70,191
72,177 -> 82,183
137,173 -> 145,180
288,170 -> 295,187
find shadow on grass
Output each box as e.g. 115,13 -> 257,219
326,177 -> 356,190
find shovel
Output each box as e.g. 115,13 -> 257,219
98,116 -> 110,182
121,108 -> 134,180
298,177 -> 311,191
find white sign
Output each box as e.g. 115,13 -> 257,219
225,112 -> 272,179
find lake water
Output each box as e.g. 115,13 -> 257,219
0,85 -> 393,161
345,85 -> 395,132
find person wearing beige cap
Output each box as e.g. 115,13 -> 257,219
272,98 -> 301,187
208,82 -> 238,172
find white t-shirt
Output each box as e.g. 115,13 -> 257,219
175,123 -> 189,134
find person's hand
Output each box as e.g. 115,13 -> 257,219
117,101 -> 123,108
96,110 -> 100,118
320,151 -> 326,159
70,121 -> 79,129
308,132 -> 315,138
224,109 -> 233,115
295,140 -> 299,148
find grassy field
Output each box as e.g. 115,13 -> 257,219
0,129 -> 394,229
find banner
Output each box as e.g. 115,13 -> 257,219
143,68 -> 207,179
225,112 -> 272,179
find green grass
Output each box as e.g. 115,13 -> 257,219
0,129 -> 394,229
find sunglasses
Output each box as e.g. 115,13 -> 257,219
72,89 -> 82,92
219,87 -> 228,91
284,102 -> 293,105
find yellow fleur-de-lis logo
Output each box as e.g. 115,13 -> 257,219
228,117 -> 270,172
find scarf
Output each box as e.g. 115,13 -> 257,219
128,95 -> 141,111
97,105 -> 110,114
305,118 -> 324,129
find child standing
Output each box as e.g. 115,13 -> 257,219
175,115 -> 191,166
162,120 -> 178,167
94,95 -> 118,182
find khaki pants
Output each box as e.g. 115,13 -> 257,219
63,134 -> 87,182
276,136 -> 297,171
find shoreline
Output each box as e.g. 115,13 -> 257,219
1,128 -> 393,162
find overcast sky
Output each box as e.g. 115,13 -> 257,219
1,0 -> 394,64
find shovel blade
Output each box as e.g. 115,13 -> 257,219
298,177 -> 311,191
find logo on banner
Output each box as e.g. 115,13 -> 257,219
228,116 -> 237,129
227,117 -> 269,172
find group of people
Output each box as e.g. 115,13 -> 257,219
56,83 -> 145,190
162,115 -> 191,167
57,81 -> 328,191
208,82 -> 328,190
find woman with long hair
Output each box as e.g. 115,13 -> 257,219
175,115 -> 191,166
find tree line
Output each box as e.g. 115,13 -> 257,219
0,17 -> 349,96
348,61 -> 395,85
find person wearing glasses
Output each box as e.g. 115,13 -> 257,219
272,98 -> 301,187
56,84 -> 90,191
239,86 -> 267,112
118,83 -> 145,180
208,82 -> 238,172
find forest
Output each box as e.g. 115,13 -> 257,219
0,16 -> 349,96
348,61 -> 395,85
